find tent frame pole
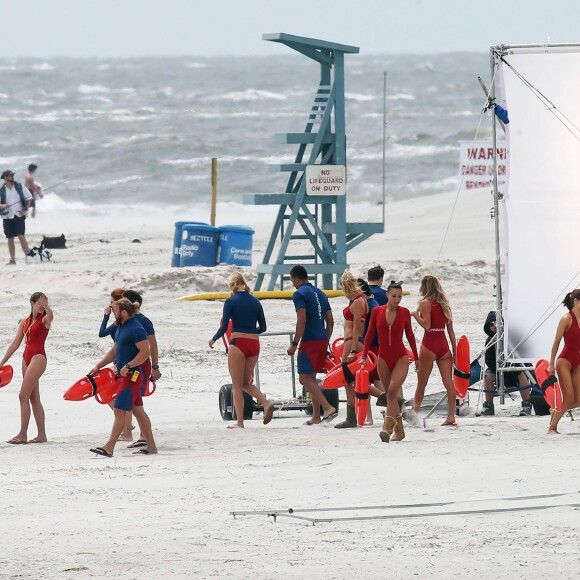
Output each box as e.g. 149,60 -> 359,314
489,45 -> 506,404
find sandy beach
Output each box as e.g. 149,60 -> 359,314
1,190 -> 579,580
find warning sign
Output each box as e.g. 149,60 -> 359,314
306,165 -> 346,196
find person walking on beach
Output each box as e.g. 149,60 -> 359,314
334,272 -> 368,429
361,281 -> 418,442
99,288 -> 125,340
209,272 -> 274,429
24,164 -> 42,218
89,298 -> 157,457
0,292 -> 53,444
122,289 -> 162,446
0,169 -> 32,265
287,265 -> 337,425
368,265 -> 388,306
411,276 -> 457,426
547,289 -> 580,435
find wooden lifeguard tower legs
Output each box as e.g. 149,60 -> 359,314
243,33 -> 384,291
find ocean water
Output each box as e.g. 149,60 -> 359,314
0,53 -> 491,213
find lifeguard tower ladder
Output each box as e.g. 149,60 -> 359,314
244,33 -> 384,290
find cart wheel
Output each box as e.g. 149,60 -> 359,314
304,387 -> 340,416
231,391 -> 255,421
219,384 -> 233,421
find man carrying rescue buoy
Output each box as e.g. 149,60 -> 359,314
287,265 -> 337,424
88,298 -> 157,457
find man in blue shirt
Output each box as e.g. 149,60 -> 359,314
287,265 -> 337,424
368,265 -> 387,306
88,298 -> 157,457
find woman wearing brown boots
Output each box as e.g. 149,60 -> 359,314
361,282 -> 419,442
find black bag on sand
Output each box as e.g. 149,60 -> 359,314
41,234 -> 66,249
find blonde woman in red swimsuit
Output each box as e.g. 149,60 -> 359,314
0,292 -> 53,444
411,276 -> 457,426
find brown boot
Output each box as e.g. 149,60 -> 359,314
334,404 -> 358,429
379,416 -> 397,443
390,414 -> 406,442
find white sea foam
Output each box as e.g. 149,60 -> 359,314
213,89 -> 287,102
75,175 -> 143,190
185,62 -> 208,69
388,93 -> 415,101
346,92 -> 378,102
31,63 -> 55,72
77,84 -> 111,94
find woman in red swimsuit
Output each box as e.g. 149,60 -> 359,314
361,281 -> 419,442
411,276 -> 457,426
0,292 -> 53,444
547,289 -> 580,434
334,272 -> 369,429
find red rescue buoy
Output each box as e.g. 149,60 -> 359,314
321,351 -> 337,373
143,380 -> 157,397
355,368 -> 370,427
64,368 -> 116,402
321,351 -> 378,390
0,365 -> 14,389
453,335 -> 471,398
535,359 -> 562,411
331,337 -> 345,360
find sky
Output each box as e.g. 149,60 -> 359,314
3,0 -> 580,58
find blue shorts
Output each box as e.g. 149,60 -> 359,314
297,339 -> 328,375
113,376 -> 143,411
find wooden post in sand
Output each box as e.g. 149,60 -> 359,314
210,158 -> 217,226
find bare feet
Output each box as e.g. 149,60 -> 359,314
304,418 -> 321,425
441,418 -> 457,427
28,437 -> 48,443
7,437 -> 27,444
364,418 -> 374,426
118,433 -> 134,442
547,428 -> 560,435
227,424 -> 244,429
263,402 -> 275,425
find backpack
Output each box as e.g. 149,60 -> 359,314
26,246 -> 52,264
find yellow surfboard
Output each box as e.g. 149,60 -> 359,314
178,289 -> 408,301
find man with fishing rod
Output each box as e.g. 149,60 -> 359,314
0,169 -> 33,265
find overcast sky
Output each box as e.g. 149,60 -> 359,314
3,0 -> 579,58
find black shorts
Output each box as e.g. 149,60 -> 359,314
3,216 -> 26,239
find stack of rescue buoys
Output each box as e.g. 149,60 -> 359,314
321,350 -> 378,391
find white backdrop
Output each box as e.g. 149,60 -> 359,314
500,48 -> 580,362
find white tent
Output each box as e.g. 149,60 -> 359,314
492,44 -> 580,365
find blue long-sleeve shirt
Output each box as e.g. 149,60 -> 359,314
212,292 -> 266,341
99,313 -> 118,340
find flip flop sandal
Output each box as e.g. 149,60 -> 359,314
127,439 -> 147,449
90,447 -> 113,458
322,411 -> 338,423
133,449 -> 157,455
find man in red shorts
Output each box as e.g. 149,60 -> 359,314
88,298 -> 157,457
287,265 -> 337,424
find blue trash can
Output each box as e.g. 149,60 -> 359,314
172,221 -> 206,267
180,224 -> 219,267
218,225 -> 254,266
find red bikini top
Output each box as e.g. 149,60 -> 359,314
343,294 -> 368,322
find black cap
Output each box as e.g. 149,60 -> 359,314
1,170 -> 15,179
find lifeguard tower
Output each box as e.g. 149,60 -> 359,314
244,33 -> 384,290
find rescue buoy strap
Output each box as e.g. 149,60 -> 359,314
86,374 -> 99,397
453,367 -> 471,380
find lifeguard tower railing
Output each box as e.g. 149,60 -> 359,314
243,33 -> 384,291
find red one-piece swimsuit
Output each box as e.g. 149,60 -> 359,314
23,315 -> 49,365
558,312 -> 580,371
421,301 -> 451,359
